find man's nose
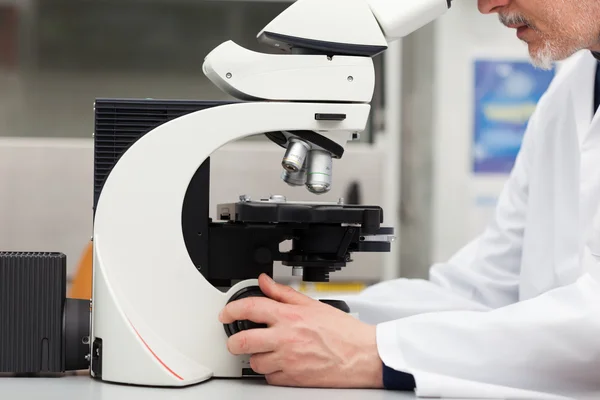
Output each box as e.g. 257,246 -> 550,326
478,0 -> 510,14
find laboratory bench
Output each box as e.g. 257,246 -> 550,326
0,375 -> 414,400
1,373 -> 599,399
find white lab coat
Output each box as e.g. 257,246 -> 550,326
344,50 -> 600,399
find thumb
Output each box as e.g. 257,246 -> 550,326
258,273 -> 314,305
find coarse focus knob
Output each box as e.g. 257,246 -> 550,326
223,286 -> 268,337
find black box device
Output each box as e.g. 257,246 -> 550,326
0,252 -> 90,374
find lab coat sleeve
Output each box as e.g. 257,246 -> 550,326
375,263 -> 600,397
342,104 -> 540,323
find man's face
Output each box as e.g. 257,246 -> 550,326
478,0 -> 600,69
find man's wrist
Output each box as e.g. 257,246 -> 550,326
348,324 -> 384,388
363,324 -> 384,388
364,354 -> 384,388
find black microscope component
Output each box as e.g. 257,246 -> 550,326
0,252 -> 90,374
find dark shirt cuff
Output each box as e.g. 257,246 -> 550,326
382,363 -> 416,391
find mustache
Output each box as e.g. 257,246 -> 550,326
499,13 -> 537,31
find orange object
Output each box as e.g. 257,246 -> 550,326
69,241 -> 93,300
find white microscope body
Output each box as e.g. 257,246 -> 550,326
90,0 -> 451,387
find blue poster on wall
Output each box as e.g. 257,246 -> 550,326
473,60 -> 555,174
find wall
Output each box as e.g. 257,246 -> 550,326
398,0 -> 557,277
0,71 -> 230,139
430,0 -> 534,263
398,23 -> 436,279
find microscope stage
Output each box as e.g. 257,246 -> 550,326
217,197 -> 384,232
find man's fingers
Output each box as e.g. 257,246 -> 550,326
249,352 -> 282,375
258,273 -> 314,305
219,296 -> 279,325
226,328 -> 280,355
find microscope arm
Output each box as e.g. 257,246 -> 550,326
86,0 -> 456,388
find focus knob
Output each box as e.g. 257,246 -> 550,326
223,286 -> 268,337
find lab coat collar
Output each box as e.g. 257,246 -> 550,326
570,52 -> 597,146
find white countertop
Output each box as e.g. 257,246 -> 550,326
0,375 -> 416,400
2,374 -> 599,399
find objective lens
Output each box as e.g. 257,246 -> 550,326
306,150 -> 332,194
282,138 -> 310,173
281,158 -> 307,186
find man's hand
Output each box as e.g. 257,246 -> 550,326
218,273 -> 383,388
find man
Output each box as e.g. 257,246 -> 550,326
219,0 -> 600,396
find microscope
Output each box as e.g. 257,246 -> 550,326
0,0 -> 451,387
